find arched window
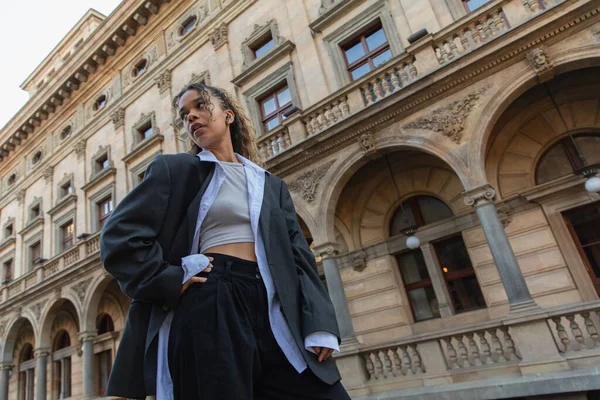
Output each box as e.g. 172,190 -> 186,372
179,16 -> 197,37
52,330 -> 72,399
536,133 -> 600,185
93,95 -> 107,112
19,343 -> 35,400
391,196 -> 485,322
96,313 -> 115,335
390,195 -> 453,237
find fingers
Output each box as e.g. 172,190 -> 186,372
317,347 -> 334,363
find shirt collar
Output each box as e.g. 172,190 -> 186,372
196,149 -> 271,175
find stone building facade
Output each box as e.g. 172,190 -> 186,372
1,0 -> 600,399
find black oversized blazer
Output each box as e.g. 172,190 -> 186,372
99,153 -> 341,399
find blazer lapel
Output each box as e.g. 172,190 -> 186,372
259,172 -> 272,253
186,160 -> 215,253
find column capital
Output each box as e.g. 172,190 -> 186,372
313,243 -> 340,259
78,330 -> 97,342
463,184 -> 496,208
0,362 -> 13,371
34,348 -> 50,358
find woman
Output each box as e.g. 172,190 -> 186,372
100,83 -> 350,400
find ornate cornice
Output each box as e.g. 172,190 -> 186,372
288,159 -> 336,203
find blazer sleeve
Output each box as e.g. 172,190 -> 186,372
100,155 -> 184,309
280,181 -> 341,342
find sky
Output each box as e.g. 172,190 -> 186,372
0,0 -> 123,130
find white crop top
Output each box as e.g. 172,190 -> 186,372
199,161 -> 255,253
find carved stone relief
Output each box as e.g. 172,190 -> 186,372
31,301 -> 45,321
0,320 -> 5,338
463,184 -> 496,207
358,133 -> 375,153
166,3 -> 209,51
71,278 -> 92,304
156,69 -> 172,94
288,159 -> 336,203
592,23 -> 600,42
111,107 -> 126,129
403,86 -> 489,144
526,46 -> 553,74
75,139 -> 87,160
210,23 -> 228,49
123,44 -> 160,89
351,251 -> 367,272
43,166 -> 54,183
16,189 -> 26,205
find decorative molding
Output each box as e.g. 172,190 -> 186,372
313,243 -> 340,259
358,133 -> 375,153
75,139 -> 86,159
16,189 -> 26,206
43,167 -> 54,184
288,159 -> 336,203
591,23 -> 600,42
463,184 -> 496,208
241,19 -> 283,69
166,3 -> 209,50
209,23 -> 228,49
71,278 -> 92,304
123,44 -> 159,89
403,87 -> 489,144
0,320 -> 5,338
31,301 -> 44,321
111,107 -> 126,129
351,250 -> 367,272
526,46 -> 553,74
155,69 -> 172,94
131,112 -> 159,149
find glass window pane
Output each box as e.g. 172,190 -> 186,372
365,28 -> 388,51
261,97 -> 277,116
397,250 -> 430,284
464,0 -> 491,12
567,206 -> 600,248
447,275 -> 486,313
390,201 -> 417,236
277,88 -> 291,107
536,142 -> 573,184
407,287 -> 440,322
435,236 -> 473,273
344,41 -> 365,65
265,117 -> 280,131
350,63 -> 372,81
255,38 -> 275,58
372,49 -> 392,68
575,135 -> 600,167
418,197 -> 454,225
143,127 -> 153,139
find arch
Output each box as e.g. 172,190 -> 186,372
84,274 -> 116,333
38,298 -> 80,349
319,135 -> 471,245
389,194 -> 454,238
469,47 -> 600,186
1,316 -> 36,363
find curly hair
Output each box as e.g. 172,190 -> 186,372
172,83 -> 260,163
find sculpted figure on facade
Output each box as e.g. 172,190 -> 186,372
526,46 -> 553,73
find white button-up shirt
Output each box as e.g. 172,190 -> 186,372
156,149 -> 338,399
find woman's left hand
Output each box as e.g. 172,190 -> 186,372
311,347 -> 334,362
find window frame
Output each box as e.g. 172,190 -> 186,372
88,183 -> 115,233
93,95 -> 107,112
258,84 -> 293,133
131,112 -> 159,148
340,21 -> 392,81
396,249 -> 440,322
2,257 -> 13,284
323,0 -> 403,88
179,15 -> 198,37
98,196 -> 114,230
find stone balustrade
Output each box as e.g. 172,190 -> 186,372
1,231 -> 101,303
359,56 -> 418,107
548,304 -> 600,353
257,127 -> 293,161
363,344 -> 424,380
303,95 -> 351,137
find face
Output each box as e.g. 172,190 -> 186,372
177,89 -> 234,150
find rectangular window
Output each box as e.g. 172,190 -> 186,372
136,170 -> 146,186
3,259 -> 13,283
30,242 -> 41,269
61,221 -> 74,252
53,358 -> 71,399
259,85 -> 292,133
30,204 -> 41,220
96,154 -> 109,173
341,22 -> 392,81
463,0 -> 491,12
19,368 -> 34,400
5,223 -> 13,238
396,250 -> 440,322
98,197 -> 114,229
252,34 -> 275,60
60,181 -> 73,199
137,121 -> 153,143
96,350 -> 112,396
434,235 -> 486,314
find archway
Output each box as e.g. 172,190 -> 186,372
2,317 -> 36,400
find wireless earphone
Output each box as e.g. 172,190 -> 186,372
226,115 -> 230,122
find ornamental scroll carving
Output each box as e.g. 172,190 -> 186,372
155,69 -> 172,94
111,108 -> 126,129
288,160 -> 336,203
463,184 -> 496,207
403,87 -> 489,144
209,23 -> 228,49
71,278 -> 92,304
526,46 -> 553,74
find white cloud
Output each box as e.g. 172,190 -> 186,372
0,0 -> 122,130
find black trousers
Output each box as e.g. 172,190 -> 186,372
168,253 -> 351,400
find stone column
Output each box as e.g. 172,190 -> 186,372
463,185 -> 537,312
0,363 -> 12,400
316,244 -> 355,340
80,331 -> 97,398
420,243 -> 454,317
34,348 -> 49,400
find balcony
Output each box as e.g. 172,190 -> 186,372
340,301 -> 600,398
257,0 -> 572,168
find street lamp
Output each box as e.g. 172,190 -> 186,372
403,227 -> 421,249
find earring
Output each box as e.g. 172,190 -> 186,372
226,115 -> 230,122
